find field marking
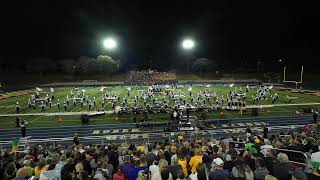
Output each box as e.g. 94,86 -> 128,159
28,115 -> 46,124
246,102 -> 320,109
273,106 -> 290,112
0,110 -> 114,117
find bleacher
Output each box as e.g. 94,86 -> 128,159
126,70 -> 177,85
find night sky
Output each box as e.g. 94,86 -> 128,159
1,1 -> 320,69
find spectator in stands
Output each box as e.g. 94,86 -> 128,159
107,145 -> 120,174
189,148 -> 203,173
146,146 -> 156,166
265,175 -> 278,180
56,154 -> 67,174
73,162 -> 89,180
253,157 -> 269,180
3,121 -> 320,180
291,170 -> 307,180
306,151 -> 320,180
82,150 -> 93,176
149,159 -> 162,180
260,139 -> 273,157
209,158 -> 230,180
34,159 -> 47,178
189,163 -> 208,180
22,159 -> 34,177
120,155 -> 133,177
39,163 -> 60,180
177,150 -> 188,178
93,160 -> 108,180
127,159 -> 146,180
12,167 -> 27,180
159,159 -> 173,180
232,157 -> 254,180
60,158 -> 75,180
0,167 -> 8,180
243,144 -> 258,171
223,148 -> 238,172
272,153 -> 290,180
5,162 -> 17,179
167,155 -> 180,179
113,167 -> 125,180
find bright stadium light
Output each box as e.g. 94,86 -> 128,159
103,38 -> 117,49
182,39 -> 195,49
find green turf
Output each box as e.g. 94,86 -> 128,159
0,85 -> 319,128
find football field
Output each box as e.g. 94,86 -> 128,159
0,84 -> 319,129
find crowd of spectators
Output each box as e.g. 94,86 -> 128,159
1,125 -> 320,180
127,71 -> 176,85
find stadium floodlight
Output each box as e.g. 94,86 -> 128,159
278,59 -> 282,62
103,38 -> 117,50
182,39 -> 195,49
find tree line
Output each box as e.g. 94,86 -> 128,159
0,55 -> 120,76
0,56 -> 223,76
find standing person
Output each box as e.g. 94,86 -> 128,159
253,158 -> 269,180
73,133 -> 80,146
232,157 -> 254,180
16,117 -> 20,128
263,126 -> 269,139
246,126 -> 252,138
20,120 -> 28,138
313,110 -> 318,124
209,158 -> 230,180
189,149 -> 203,174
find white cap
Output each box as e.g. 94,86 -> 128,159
213,158 -> 224,166
311,151 -> 320,162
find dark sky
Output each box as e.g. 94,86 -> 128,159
1,1 -> 320,68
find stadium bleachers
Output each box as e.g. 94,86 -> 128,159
0,121 -> 319,180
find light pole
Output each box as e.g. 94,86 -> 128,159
181,38 -> 196,71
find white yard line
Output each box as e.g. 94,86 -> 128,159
0,111 -> 114,117
246,102 -> 320,109
273,106 -> 290,112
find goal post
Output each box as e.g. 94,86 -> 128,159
283,66 -> 304,89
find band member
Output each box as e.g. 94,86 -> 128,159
57,99 -> 60,109
41,101 -> 45,111
16,117 -> 20,128
15,101 -> 20,113
28,100 -> 32,108
101,99 -> 104,107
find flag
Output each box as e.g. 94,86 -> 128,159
11,138 -> 19,152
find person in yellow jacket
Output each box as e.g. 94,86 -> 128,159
178,152 -> 188,177
34,159 -> 47,178
189,148 -> 203,173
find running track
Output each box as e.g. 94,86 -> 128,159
0,115 -> 315,149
